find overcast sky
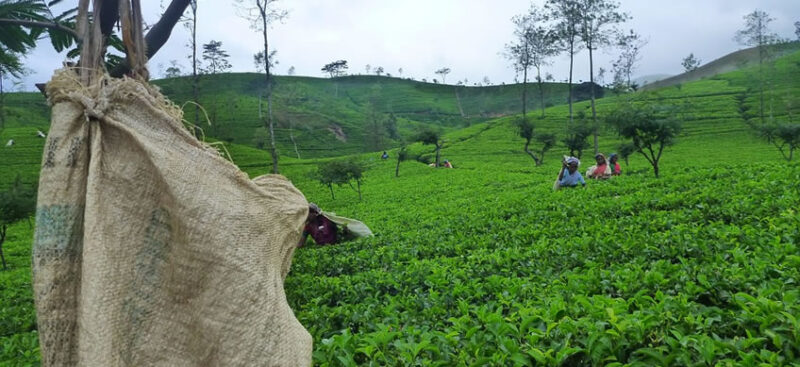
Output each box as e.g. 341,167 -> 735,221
13,0 -> 800,91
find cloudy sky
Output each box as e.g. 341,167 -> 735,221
14,0 -> 800,91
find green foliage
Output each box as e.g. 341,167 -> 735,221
562,112 -> 593,159
201,40 -> 232,74
617,142 -> 637,165
753,122 -> 800,161
682,53 -> 702,72
0,176 -> 34,227
1,44 -> 800,367
316,159 -> 366,200
322,60 -> 348,78
415,128 -> 444,168
288,160 -> 800,366
534,132 -> 556,164
606,101 -> 683,177
0,0 -> 45,77
395,146 -> 408,177
516,116 -> 533,142
0,175 -> 34,270
571,81 -> 604,102
414,128 -> 441,146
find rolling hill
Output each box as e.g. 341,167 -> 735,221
2,48 -> 800,365
640,41 -> 800,91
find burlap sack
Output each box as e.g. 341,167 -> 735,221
32,68 -> 312,366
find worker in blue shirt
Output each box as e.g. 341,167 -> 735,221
558,157 -> 586,188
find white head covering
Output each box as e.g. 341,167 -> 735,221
566,157 -> 580,166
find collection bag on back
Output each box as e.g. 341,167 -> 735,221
32,67 -> 312,366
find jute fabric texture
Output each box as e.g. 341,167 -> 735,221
33,68 -> 312,366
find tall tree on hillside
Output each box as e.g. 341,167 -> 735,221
322,60 -> 348,77
735,9 -> 780,125
164,60 -> 182,78
681,53 -> 701,72
201,40 -> 231,74
795,21 -> 800,40
435,67 -> 451,84
577,0 -> 629,155
530,15 -> 559,118
253,49 -> 278,71
275,81 -> 302,158
181,0 -> 201,137
365,85 -> 386,151
374,66 -> 384,76
200,40 -> 230,134
546,0 -> 583,124
505,5 -> 558,166
416,129 -> 444,168
613,29 -> 646,91
236,0 -> 287,174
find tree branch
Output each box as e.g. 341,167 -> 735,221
100,0 -> 120,37
0,18 -> 80,40
109,0 -> 191,77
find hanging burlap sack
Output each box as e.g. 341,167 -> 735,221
32,66 -> 312,365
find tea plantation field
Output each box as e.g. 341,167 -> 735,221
2,147 -> 798,365
2,52 -> 800,365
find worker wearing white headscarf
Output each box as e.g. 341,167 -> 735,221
554,156 -> 586,190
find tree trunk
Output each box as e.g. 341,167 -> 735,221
759,63 -> 765,125
109,0 -> 192,78
522,58 -> 528,118
267,93 -> 278,173
523,138 -> 541,165
536,66 -> 545,118
395,157 -> 401,177
568,41 -> 575,124
289,121 -> 300,159
357,180 -> 362,201
0,225 -> 7,270
328,185 -> 335,199
260,2 -> 279,174
435,145 -> 441,168
653,162 -> 659,178
0,71 -> 5,130
589,45 -> 599,155
191,2 -> 199,137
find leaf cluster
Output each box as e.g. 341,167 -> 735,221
607,102 -> 682,149
316,159 -> 366,198
322,60 -> 348,78
754,122 -> 800,161
0,0 -> 77,77
0,176 -> 35,226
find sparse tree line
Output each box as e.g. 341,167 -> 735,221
0,0 -> 798,181
504,2 -> 800,169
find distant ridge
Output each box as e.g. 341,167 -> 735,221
641,41 -> 800,91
